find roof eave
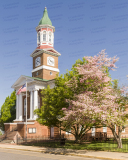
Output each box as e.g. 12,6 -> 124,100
11,75 -> 50,89
11,75 -> 35,89
36,25 -> 55,32
30,49 -> 61,58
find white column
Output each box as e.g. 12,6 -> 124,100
16,95 -> 19,120
30,91 -> 34,119
34,90 -> 38,119
19,93 -> 23,121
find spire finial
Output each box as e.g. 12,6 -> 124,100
38,6 -> 52,26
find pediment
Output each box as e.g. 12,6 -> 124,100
11,75 -> 34,89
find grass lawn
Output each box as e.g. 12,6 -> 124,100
21,139 -> 128,153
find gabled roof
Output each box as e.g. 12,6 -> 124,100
30,48 -> 61,57
11,75 -> 55,89
12,75 -> 47,89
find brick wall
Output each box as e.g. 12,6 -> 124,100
4,124 -> 17,132
17,124 -> 25,138
17,121 -> 50,138
32,52 -> 59,80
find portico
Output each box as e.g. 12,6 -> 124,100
12,75 -> 55,122
15,89 -> 38,122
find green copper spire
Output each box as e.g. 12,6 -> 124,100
38,7 -> 52,26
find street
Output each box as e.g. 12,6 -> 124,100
0,148 -> 103,160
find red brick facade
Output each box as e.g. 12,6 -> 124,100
5,122 -> 60,138
32,52 -> 59,80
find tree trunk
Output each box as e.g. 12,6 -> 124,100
75,135 -> 79,143
117,137 -> 122,148
111,127 -> 123,149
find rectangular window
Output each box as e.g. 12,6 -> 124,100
122,126 -> 125,133
103,127 -> 107,132
28,128 -> 32,133
28,128 -> 36,134
43,35 -> 46,41
33,128 -> 36,133
91,126 -> 95,136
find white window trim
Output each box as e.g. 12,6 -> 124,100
48,31 -> 52,43
28,128 -> 36,134
37,32 -> 41,45
122,126 -> 125,133
103,127 -> 107,133
91,126 -> 95,136
43,30 -> 47,42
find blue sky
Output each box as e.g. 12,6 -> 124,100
0,0 -> 128,107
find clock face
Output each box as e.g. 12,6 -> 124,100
47,57 -> 54,66
35,57 -> 41,67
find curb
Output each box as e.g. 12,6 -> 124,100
0,146 -> 126,160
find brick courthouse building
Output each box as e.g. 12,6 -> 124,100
4,7 -> 128,139
4,7 -> 61,138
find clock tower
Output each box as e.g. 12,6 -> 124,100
30,7 -> 61,80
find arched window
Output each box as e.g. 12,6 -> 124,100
24,98 -> 26,116
43,31 -> 46,41
38,33 -> 40,43
49,32 -> 52,42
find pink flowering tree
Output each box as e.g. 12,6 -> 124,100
90,81 -> 128,148
60,50 -> 128,147
98,82 -> 128,148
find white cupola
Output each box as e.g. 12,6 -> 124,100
36,7 -> 55,49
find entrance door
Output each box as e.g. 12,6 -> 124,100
51,127 -> 54,138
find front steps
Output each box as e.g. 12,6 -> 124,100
0,130 -> 18,144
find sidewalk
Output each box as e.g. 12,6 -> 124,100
0,144 -> 128,160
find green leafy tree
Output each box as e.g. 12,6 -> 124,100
35,58 -> 87,135
0,91 -> 16,130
